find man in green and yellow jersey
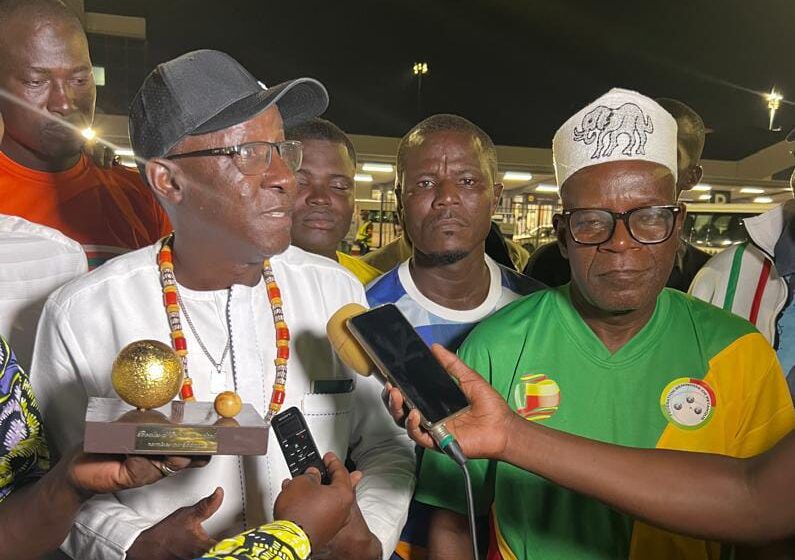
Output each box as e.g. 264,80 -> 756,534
409,89 -> 795,559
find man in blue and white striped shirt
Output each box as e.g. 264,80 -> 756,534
365,114 -> 543,560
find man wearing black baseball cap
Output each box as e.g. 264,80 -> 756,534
30,50 -> 415,560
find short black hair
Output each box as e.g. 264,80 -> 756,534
285,117 -> 356,166
396,114 -> 498,182
656,98 -> 706,164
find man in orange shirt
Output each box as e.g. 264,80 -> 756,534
0,0 -> 169,268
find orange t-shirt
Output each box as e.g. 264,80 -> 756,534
0,152 -> 171,268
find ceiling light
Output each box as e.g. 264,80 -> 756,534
767,88 -> 784,130
354,173 -> 373,183
754,196 -> 774,203
114,148 -> 135,157
740,187 -> 765,194
361,162 -> 394,173
692,184 -> 711,192
81,128 -> 96,140
535,184 -> 559,193
502,171 -> 533,182
698,194 -> 712,201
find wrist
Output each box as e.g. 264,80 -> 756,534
36,457 -> 91,517
358,530 -> 382,559
499,412 -> 533,464
337,530 -> 381,560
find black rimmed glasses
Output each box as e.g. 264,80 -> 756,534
165,140 -> 303,175
559,205 -> 682,245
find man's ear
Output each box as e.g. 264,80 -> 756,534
146,158 -> 184,206
680,165 -> 703,193
553,213 -> 569,259
491,182 -> 504,214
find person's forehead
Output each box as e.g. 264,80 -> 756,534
301,139 -> 355,172
405,131 -> 486,167
178,105 -> 284,151
562,161 -> 674,202
4,17 -> 89,70
415,130 -> 482,153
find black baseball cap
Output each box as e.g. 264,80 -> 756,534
129,49 -> 329,169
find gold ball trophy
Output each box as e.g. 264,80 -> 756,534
112,340 -> 183,410
84,340 -> 268,455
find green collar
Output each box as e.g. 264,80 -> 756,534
552,284 -> 672,367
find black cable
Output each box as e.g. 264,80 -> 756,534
442,440 -> 480,560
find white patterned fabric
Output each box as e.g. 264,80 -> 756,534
553,88 -> 678,187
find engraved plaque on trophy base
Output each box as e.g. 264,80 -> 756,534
84,397 -> 268,455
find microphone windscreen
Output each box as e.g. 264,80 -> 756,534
326,303 -> 375,376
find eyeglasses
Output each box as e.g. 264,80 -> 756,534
165,140 -> 303,175
559,205 -> 682,245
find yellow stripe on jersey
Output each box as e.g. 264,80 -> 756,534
492,504 -> 520,560
629,332 -> 795,560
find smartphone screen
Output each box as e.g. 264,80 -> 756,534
347,304 -> 469,425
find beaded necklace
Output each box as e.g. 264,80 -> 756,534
157,234 -> 289,423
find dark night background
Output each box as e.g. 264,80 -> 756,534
85,0 -> 795,161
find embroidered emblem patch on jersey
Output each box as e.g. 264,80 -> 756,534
660,378 -> 716,429
513,374 -> 560,421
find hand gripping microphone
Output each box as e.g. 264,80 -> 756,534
326,303 -> 465,450
326,303 -> 479,560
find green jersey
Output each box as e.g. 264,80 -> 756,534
415,286 -> 795,560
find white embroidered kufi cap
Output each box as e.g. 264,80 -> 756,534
552,88 -> 678,189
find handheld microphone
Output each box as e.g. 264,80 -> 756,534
326,303 -> 479,560
326,303 -> 480,560
326,303 -> 375,377
326,303 -> 468,449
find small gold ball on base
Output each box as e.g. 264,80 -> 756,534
214,391 -> 242,418
111,340 -> 184,410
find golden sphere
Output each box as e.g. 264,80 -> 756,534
111,340 -> 184,410
214,391 -> 242,418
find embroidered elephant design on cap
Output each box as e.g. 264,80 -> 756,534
572,103 -> 654,159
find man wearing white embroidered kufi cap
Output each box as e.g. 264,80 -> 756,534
412,88 -> 794,560
551,88 -> 679,313
553,88 -> 678,186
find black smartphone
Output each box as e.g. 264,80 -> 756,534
346,304 -> 470,428
271,407 -> 330,484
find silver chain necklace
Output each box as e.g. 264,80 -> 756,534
177,292 -> 231,384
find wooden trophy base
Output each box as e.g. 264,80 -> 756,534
84,397 -> 268,455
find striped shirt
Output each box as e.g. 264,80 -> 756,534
366,256 -> 544,351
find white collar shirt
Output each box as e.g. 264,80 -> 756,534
31,243 -> 415,559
